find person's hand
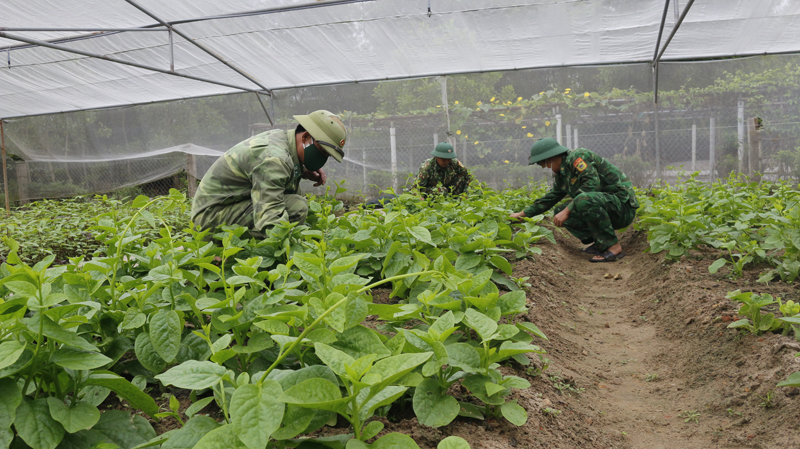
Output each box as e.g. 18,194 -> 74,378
303,168 -> 327,186
553,208 -> 570,227
509,211 -> 526,221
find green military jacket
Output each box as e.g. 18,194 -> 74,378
413,158 -> 473,196
523,149 -> 638,217
191,129 -> 303,232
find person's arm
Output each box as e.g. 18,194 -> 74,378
251,157 -> 294,232
522,183 -> 567,217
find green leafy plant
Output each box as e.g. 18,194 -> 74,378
725,290 -> 781,335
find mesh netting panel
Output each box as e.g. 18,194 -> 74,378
3,54 -> 800,206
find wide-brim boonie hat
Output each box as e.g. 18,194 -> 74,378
529,137 -> 569,165
294,110 -> 347,163
431,142 -> 457,159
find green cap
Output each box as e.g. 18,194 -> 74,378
529,138 -> 569,165
294,110 -> 347,162
431,142 -> 457,159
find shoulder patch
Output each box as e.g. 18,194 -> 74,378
573,157 -> 587,172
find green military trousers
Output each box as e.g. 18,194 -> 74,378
193,194 -> 308,238
553,192 -> 636,252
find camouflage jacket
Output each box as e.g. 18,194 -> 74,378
413,158 -> 473,196
191,129 -> 303,232
523,149 -> 638,217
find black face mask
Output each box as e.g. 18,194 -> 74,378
303,141 -> 329,171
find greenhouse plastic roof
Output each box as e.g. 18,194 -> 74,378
2,0 -> 800,119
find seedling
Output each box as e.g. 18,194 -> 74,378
758,390 -> 775,409
542,408 -> 561,416
645,373 -> 659,382
679,410 -> 701,423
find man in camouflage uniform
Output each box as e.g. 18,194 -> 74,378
509,138 -> 638,262
413,142 -> 473,197
191,110 -> 347,237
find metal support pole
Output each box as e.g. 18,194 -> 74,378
168,29 -> 174,72
574,127 -> 579,149
737,99 -> 745,173
440,76 -> 452,145
390,124 -> 397,192
653,69 -> 661,180
709,117 -> 716,182
123,0 -> 273,95
654,0 -> 695,64
362,148 -> 367,195
186,154 -> 197,198
1,120 -> 9,212
556,114 -> 562,144
566,124 -> 572,148
0,31 -> 266,94
652,0 -> 671,104
692,123 -> 697,173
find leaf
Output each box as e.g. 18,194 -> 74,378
409,226 -> 434,246
162,415 -> 220,449
184,397 -> 216,419
230,381 -> 284,449
91,411 -> 156,449
413,379 -> 459,427
155,361 -> 227,390
85,372 -> 160,418
777,371 -> 800,388
14,398 -> 65,449
516,322 -> 548,340
278,378 -> 350,412
134,333 -> 166,373
500,401 -> 527,426
46,398 -> 100,433
51,348 -> 112,370
329,254 -> 368,275
438,436 -> 471,449
489,256 -> 512,275
709,258 -> 727,273
369,432 -> 421,449
149,310 -> 182,363
314,343 -> 356,377
445,343 -> 481,372
28,315 -> 98,352
0,378 -> 21,430
464,309 -> 497,342
365,352 -> 433,387
0,341 -> 25,371
331,326 -> 391,361
270,405 -> 316,440
362,421 -> 384,441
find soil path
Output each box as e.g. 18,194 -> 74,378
554,242 -> 719,448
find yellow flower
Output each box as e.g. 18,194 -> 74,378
584,92 -> 590,97
539,91 -> 544,95
474,141 -> 479,145
456,130 -> 461,135
565,88 -> 571,92
499,114 -> 505,117
454,101 -> 459,104
504,160 -> 510,164
477,101 -> 482,106
436,105 -> 441,108
545,121 -> 551,126
521,126 -> 527,129
517,97 -> 522,102
490,97 -> 495,102
527,133 -> 533,137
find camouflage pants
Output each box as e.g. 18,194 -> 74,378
553,192 -> 636,252
192,194 -> 308,238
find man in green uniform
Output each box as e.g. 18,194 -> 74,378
413,142 -> 473,197
509,138 -> 638,262
191,109 -> 347,237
